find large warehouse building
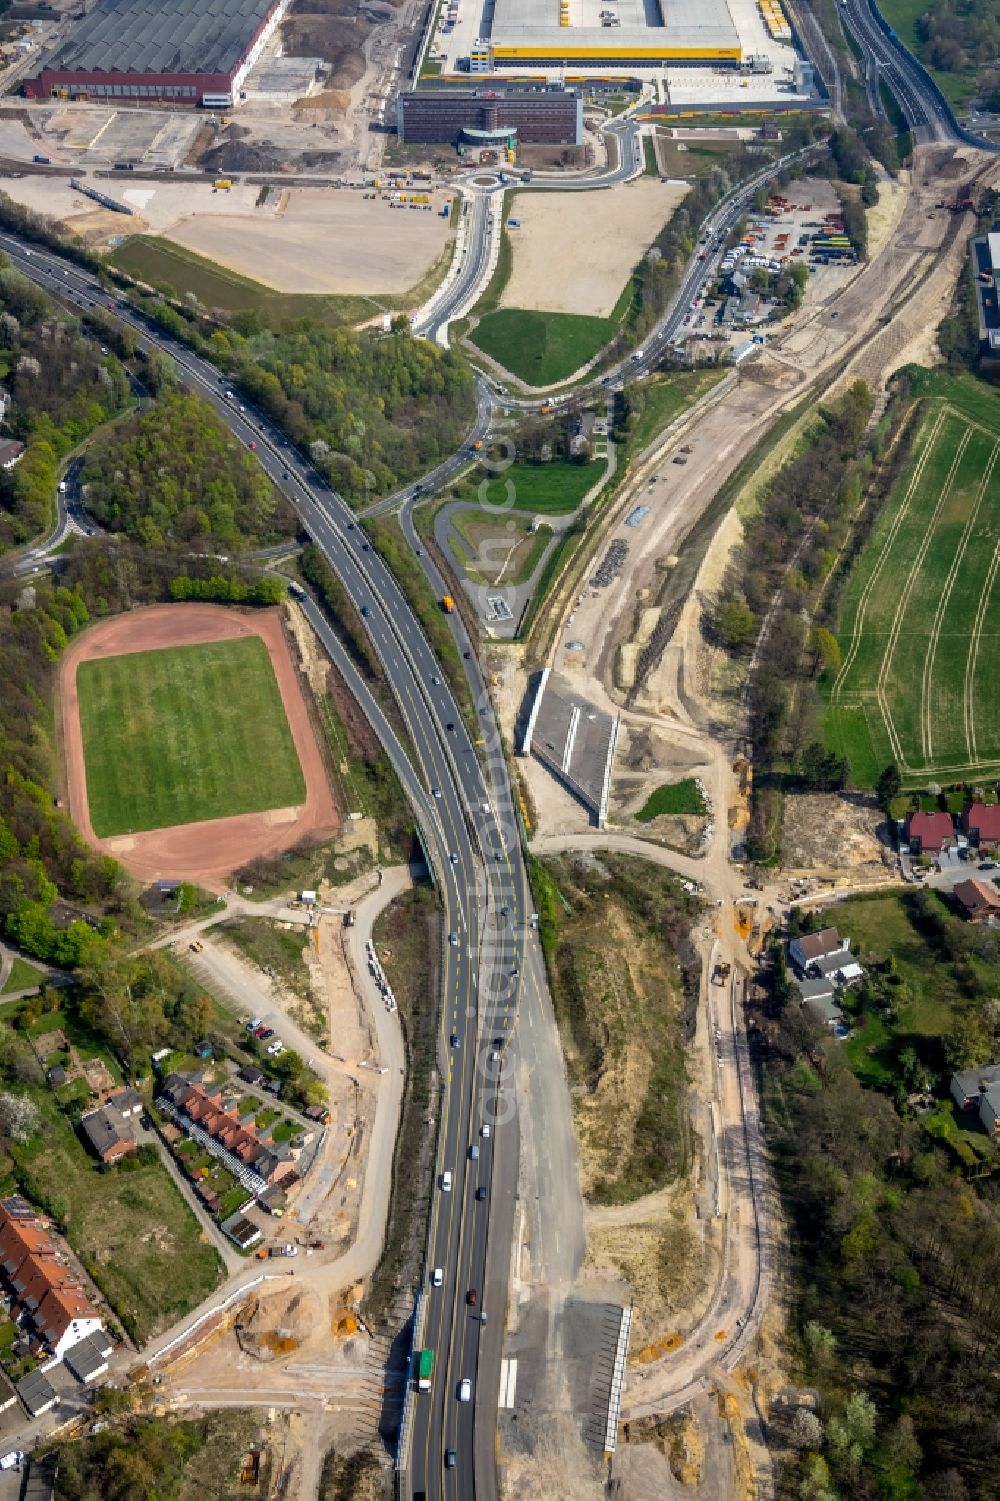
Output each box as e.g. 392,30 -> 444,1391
482,0 -> 741,67
23,0 -> 290,108
397,87 -> 583,145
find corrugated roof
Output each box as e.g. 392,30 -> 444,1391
35,0 -> 278,78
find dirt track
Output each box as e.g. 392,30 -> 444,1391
58,603 -> 339,890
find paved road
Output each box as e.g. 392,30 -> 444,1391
0,231 -> 534,1501
841,0 -> 1000,152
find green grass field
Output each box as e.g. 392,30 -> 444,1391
825,373 -> 1000,787
478,459 -> 603,515
13,1091 -> 224,1341
1,957 -> 45,994
77,636 -> 306,836
471,308 -> 616,386
635,779 -> 707,821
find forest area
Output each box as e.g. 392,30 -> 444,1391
79,391 -> 297,553
763,891 -> 1000,1501
127,286 -> 476,506
0,258 -> 131,553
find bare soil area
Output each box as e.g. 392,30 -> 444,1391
499,178 -> 689,318
58,604 -> 338,890
780,792 -> 892,879
164,190 -> 453,296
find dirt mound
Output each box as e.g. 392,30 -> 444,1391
294,89 -> 352,115
201,140 -> 288,173
282,14 -> 370,60
236,1284 -> 324,1362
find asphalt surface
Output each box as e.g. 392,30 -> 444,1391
840,0 -> 1000,152
0,231 -> 532,1501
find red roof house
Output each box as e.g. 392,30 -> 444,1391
904,810 -> 955,854
961,803 -> 1000,847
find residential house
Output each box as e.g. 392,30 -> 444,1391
0,438 -> 24,469
953,878 -> 1000,923
795,975 -> 836,1005
810,950 -> 865,985
79,1104 -> 137,1164
238,1065 -> 265,1087
950,1062 -> 1000,1112
107,1086 -> 143,1119
788,927 -> 848,977
904,810 -> 955,855
158,1074 -> 296,1192
961,802 -> 1000,848
978,1083 -> 1000,1136
0,1198 -> 104,1362
802,995 -> 846,1030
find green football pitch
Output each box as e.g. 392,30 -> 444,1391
825,374 -> 1000,787
77,636 -> 306,837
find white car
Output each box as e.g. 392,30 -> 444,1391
481,1123 -> 491,1138
267,1040 -> 284,1056
458,1379 -> 471,1402
0,1451 -> 23,1471
432,1267 -> 443,1287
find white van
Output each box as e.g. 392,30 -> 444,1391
0,1450 -> 23,1471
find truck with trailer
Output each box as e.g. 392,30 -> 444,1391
417,1348 -> 434,1392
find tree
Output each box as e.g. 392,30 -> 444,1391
876,763 -> 901,808
791,1408 -> 824,1451
809,627 -> 841,677
0,1090 -> 40,1143
715,597 -> 756,651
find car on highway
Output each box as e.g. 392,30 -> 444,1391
441,1170 -> 453,1191
432,1267 -> 443,1287
475,1186 -> 487,1201
450,852 -> 458,863
450,1033 -> 460,1049
466,1289 -> 478,1306
445,1450 -> 457,1469
446,722 -> 455,731
458,1379 -> 471,1402
469,1144 -> 479,1160
247,440 -> 256,450
360,605 -> 370,617
432,787 -> 441,798
449,932 -> 459,946
481,1123 -> 491,1137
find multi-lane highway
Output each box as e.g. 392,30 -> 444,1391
840,0 -> 1000,152
0,229 -> 530,1500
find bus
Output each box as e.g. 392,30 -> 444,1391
417,1348 -> 434,1392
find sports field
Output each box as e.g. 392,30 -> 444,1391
77,636 -> 306,837
826,374 -> 1000,787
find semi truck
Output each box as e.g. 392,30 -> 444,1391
417,1348 -> 434,1392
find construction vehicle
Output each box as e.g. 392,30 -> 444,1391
713,961 -> 731,985
214,178 -> 233,190
440,595 -> 455,613
539,402 -> 554,415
